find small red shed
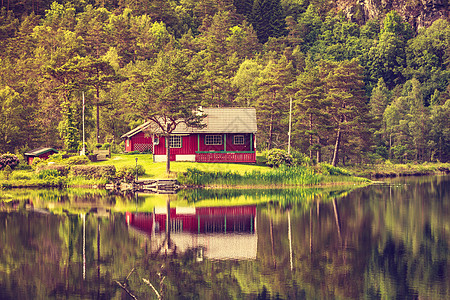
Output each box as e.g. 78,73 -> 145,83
24,147 -> 59,164
121,107 -> 257,163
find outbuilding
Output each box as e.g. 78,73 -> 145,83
121,107 -> 257,163
24,147 -> 59,164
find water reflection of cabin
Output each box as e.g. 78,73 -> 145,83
126,206 -> 256,234
126,205 -> 257,260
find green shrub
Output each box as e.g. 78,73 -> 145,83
15,159 -> 32,170
70,165 -> 116,179
38,169 -> 60,179
291,150 -> 313,166
317,163 -> 352,176
266,149 -> 293,168
66,155 -> 90,165
11,172 -> 32,180
116,165 -> 145,182
2,165 -> 12,180
31,157 -> 44,169
102,143 -> 111,149
116,166 -> 135,182
36,164 -> 70,176
126,151 -> 141,155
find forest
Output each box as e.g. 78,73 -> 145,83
1,0 -> 449,166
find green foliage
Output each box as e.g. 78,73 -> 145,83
116,165 -> 145,182
317,163 -> 352,176
65,155 -> 90,165
10,172 -> 32,180
70,165 -> 116,180
0,0 -> 449,165
179,165 -> 322,186
36,164 -> 70,177
31,158 -> 43,169
38,169 -> 61,179
2,165 -> 12,180
266,148 -> 293,167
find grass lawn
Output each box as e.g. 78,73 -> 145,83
92,153 -> 272,179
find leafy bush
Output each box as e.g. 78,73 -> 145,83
36,164 -> 70,176
116,166 -> 135,182
38,169 -> 60,179
2,165 -> 12,180
291,150 -> 313,166
66,155 -> 90,165
31,157 -> 44,169
102,143 -> 111,149
11,172 -> 32,180
116,165 -> 145,182
70,165 -> 116,179
317,163 -> 352,176
126,151 -> 141,155
0,153 -> 20,170
266,149 -> 293,168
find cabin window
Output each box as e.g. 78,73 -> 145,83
205,135 -> 222,145
126,139 -> 129,147
169,136 -> 182,148
233,135 -> 245,145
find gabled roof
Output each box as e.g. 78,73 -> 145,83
24,147 -> 58,157
121,107 -> 257,138
121,122 -> 153,138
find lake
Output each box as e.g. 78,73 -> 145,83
1,175 -> 449,299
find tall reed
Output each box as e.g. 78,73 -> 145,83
178,165 -> 323,186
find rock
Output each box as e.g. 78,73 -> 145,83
335,0 -> 449,31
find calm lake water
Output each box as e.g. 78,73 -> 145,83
1,175 -> 449,299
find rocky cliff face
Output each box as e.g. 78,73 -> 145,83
336,0 -> 449,30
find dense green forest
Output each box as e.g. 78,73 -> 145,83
1,0 -> 449,165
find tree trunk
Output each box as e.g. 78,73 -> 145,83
332,126 -> 342,167
268,114 -> 273,150
389,133 -> 392,160
316,136 -> 321,163
309,114 -> 313,159
96,87 -> 100,144
166,135 -> 170,174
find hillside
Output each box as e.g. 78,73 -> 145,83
335,0 -> 449,29
0,0 -> 449,166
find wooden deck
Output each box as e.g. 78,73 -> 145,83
195,152 -> 256,163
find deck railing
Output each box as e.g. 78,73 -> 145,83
195,151 -> 256,163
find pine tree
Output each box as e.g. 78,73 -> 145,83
251,0 -> 286,43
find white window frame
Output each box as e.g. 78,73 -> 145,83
233,135 -> 245,145
205,134 -> 223,145
169,135 -> 182,148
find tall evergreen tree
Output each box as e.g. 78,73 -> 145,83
319,59 -> 369,166
251,0 -> 286,43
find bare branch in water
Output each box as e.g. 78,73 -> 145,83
143,278 -> 162,300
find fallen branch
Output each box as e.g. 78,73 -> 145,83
115,280 -> 138,300
142,278 -> 161,300
126,267 -> 135,281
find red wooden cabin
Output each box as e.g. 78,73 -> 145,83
24,147 -> 58,164
121,108 -> 257,163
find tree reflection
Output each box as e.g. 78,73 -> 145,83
0,176 -> 449,299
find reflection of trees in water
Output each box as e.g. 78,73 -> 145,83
1,177 -> 449,299
178,187 -> 353,208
